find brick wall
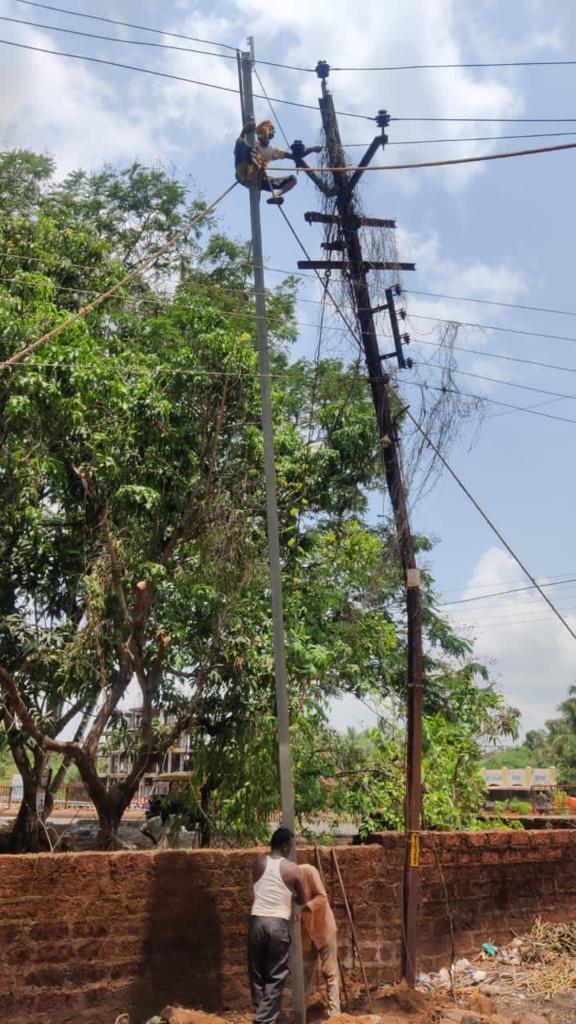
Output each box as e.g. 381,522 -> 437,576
0,830 -> 575,1024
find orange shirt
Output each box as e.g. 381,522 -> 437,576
300,863 -> 337,951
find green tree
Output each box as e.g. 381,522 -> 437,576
0,151 -> 519,850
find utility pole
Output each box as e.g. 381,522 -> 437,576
297,60 -> 424,987
238,39 -> 307,1024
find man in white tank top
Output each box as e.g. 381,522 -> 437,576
249,827 -> 306,1024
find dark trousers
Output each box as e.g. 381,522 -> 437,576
248,916 -> 291,1024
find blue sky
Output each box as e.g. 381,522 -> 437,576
1,0 -> 576,736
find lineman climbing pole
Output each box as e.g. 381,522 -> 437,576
238,39 -> 307,1024
295,60 -> 424,987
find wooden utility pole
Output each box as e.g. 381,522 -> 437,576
238,39 -> 307,1024
298,60 -> 424,987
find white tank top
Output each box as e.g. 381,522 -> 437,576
251,856 -> 293,920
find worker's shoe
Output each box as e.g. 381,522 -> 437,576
266,195 -> 284,205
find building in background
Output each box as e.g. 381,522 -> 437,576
101,708 -> 193,806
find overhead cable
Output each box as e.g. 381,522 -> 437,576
0,37 -> 372,119
403,380 -> 576,425
11,0 -> 314,70
424,362 -> 576,403
405,289 -> 576,319
331,58 -> 576,72
285,139 -> 576,172
402,406 -> 576,644
13,0 -> 240,51
440,577 -> 576,607
409,312 -> 576,346
344,130 -> 576,147
415,337 -> 576,377
0,14 -> 239,60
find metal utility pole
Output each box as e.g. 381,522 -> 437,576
238,39 -> 306,1024
297,60 -> 424,987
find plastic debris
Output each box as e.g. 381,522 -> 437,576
482,942 -> 498,956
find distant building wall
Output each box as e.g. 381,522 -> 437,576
1,831 -> 575,1024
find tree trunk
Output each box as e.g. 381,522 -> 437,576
7,744 -> 55,853
8,777 -> 47,853
90,784 -> 135,849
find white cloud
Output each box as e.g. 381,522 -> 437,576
0,0 -> 545,189
446,546 -> 576,734
0,16 -> 172,173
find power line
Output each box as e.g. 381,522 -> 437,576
332,58 -> 576,72
286,138 -> 576,172
453,611 -> 576,629
11,0 -> 314,71
439,571 -> 576,597
424,362 -> 576,404
415,337 -> 576,377
0,14 -> 240,61
409,312 -> 576,346
442,578 -> 576,607
403,379 -> 576,425
451,599 -> 576,624
13,0 -> 240,51
395,116 -> 576,124
344,130 -> 576,147
405,289 -> 576,319
0,37 -> 371,120
250,107 -> 576,652
0,181 -> 238,371
401,406 -> 576,644
11,3 -> 576,80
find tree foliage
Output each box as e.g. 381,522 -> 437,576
0,151 -> 519,849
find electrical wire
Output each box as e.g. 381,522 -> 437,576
424,361 -> 576,404
400,404 -> 576,644
0,37 -> 372,120
0,14 -> 239,61
439,577 -> 576,607
0,180 -> 238,371
11,0 -> 314,71
10,3 -> 576,79
396,115 -> 576,123
6,249 -> 576,329
12,0 -> 240,51
415,338 -> 576,376
409,312 -> 576,346
284,138 -> 576,171
248,113 -> 576,649
332,58 -> 576,72
404,379 -> 576,424
343,130 -> 576,147
405,289 -> 576,319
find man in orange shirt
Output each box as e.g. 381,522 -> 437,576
300,863 -> 340,1016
